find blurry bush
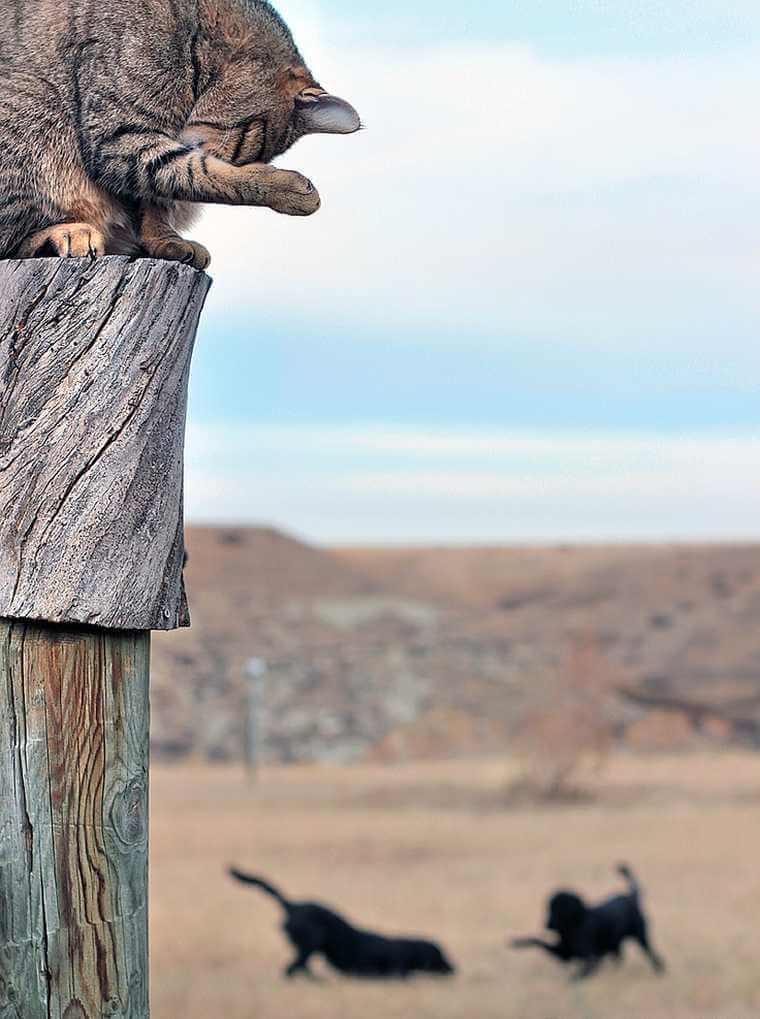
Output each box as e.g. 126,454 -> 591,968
508,633 -> 622,801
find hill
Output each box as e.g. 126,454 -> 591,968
150,529 -> 760,761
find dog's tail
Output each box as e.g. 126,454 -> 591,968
617,863 -> 641,898
228,867 -> 291,910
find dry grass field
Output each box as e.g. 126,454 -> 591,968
151,752 -> 760,1019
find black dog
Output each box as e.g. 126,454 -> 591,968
229,868 -> 456,979
511,864 -> 665,980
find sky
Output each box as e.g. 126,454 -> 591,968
186,0 -> 760,543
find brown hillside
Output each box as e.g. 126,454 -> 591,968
151,531 -> 760,762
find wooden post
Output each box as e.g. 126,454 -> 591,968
0,256 -> 209,1017
244,657 -> 267,780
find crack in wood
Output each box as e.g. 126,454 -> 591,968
0,263 -> 66,429
19,353 -> 165,604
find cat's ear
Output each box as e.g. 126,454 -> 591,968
295,88 -> 361,135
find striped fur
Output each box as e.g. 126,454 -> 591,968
0,0 -> 359,268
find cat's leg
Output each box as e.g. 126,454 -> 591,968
89,123 -> 320,216
0,72 -> 128,259
181,119 -> 268,168
134,121 -> 272,268
138,202 -> 210,270
15,169 -> 126,259
160,153 -> 320,215
0,71 -> 64,257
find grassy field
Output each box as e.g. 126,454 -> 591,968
151,753 -> 760,1019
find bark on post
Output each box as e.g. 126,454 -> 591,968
0,256 -> 210,1017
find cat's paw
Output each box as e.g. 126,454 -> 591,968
144,237 -> 211,271
18,223 -> 106,258
248,166 -> 321,216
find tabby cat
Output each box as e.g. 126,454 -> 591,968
0,0 -> 360,268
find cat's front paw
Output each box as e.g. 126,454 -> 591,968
18,223 -> 106,259
144,237 -> 211,271
249,167 -> 321,216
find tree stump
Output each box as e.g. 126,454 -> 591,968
0,256 -> 210,1017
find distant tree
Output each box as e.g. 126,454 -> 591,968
509,633 -> 621,800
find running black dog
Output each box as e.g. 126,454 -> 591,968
511,864 -> 665,980
229,868 -> 456,979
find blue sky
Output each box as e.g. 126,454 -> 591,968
312,0 -> 760,54
186,0 -> 760,542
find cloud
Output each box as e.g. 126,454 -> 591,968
183,20 -> 760,542
193,39 -> 760,352
185,423 -> 760,542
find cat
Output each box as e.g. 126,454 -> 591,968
0,0 -> 360,268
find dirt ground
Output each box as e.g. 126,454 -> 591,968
151,753 -> 760,1019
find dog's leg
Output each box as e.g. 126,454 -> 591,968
511,937 -> 565,959
634,925 -> 665,973
284,949 -> 316,979
572,956 -> 601,981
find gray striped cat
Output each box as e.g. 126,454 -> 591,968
0,0 -> 360,268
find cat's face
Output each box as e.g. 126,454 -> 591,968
193,1 -> 360,162
190,53 -> 360,165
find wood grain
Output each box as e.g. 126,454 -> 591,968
0,257 -> 210,631
0,619 -> 150,1018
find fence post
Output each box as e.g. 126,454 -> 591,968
0,256 -> 210,1017
244,657 -> 268,780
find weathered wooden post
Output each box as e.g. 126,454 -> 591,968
0,256 -> 209,1016
243,657 -> 268,780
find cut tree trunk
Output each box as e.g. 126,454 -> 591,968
0,257 -> 210,631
